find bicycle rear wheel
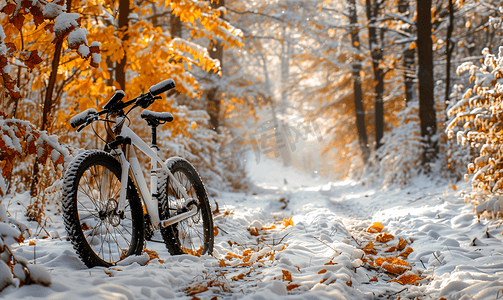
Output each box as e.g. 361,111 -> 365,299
62,150 -> 144,267
158,157 -> 214,256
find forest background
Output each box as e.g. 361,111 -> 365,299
2,0 -> 503,234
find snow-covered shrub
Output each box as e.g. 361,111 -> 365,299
376,102 -> 423,186
0,114 -> 73,222
445,84 -> 480,180
0,203 -> 51,290
448,47 -> 503,218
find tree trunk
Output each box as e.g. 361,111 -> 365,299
444,0 -> 454,108
366,0 -> 384,150
116,0 -> 129,90
416,0 -> 437,164
170,14 -> 182,37
206,0 -> 224,131
348,0 -> 369,163
398,0 -> 416,105
30,0 -> 72,197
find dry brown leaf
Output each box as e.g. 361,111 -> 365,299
286,284 -> 301,291
398,247 -> 414,259
369,276 -> 378,282
282,270 -> 292,282
397,238 -> 408,251
248,227 -> 260,236
219,259 -> 227,267
324,258 -> 337,265
392,274 -> 420,285
103,269 -> 113,277
385,246 -> 397,253
318,269 -> 327,274
214,226 -> 219,237
363,241 -> 378,255
376,233 -> 394,243
367,222 -> 384,233
346,280 -> 352,287
186,284 -> 209,296
231,273 -> 245,281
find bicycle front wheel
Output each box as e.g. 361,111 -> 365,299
159,157 -> 214,256
62,150 -> 144,267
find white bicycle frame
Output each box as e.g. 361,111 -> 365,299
106,115 -> 198,230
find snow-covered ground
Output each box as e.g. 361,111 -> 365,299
1,158 -> 503,299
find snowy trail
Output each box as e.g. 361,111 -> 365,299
1,159 -> 503,299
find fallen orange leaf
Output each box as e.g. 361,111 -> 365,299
397,238 -> 408,251
376,232 -> 394,243
214,226 -> 219,236
219,259 -> 227,267
398,247 -> 414,259
385,246 -> 397,253
248,227 -> 260,236
367,222 -> 384,233
282,270 -> 292,282
346,280 -> 352,287
231,273 -> 245,281
393,274 -> 420,285
318,269 -> 327,274
363,241 -> 378,255
283,217 -> 294,228
286,284 -> 301,291
369,276 -> 378,282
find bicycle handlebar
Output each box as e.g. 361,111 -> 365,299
149,79 -> 175,96
70,79 -> 176,131
70,108 -> 98,128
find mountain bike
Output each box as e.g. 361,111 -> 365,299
61,79 -> 214,268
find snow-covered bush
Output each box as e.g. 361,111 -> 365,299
0,203 -> 51,290
376,102 -> 423,186
447,47 -> 503,218
0,114 -> 73,222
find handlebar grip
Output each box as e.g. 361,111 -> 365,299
149,79 -> 175,96
103,90 -> 126,110
70,108 -> 97,128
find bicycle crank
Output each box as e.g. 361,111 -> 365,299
160,199 -> 199,228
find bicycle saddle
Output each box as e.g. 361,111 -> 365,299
141,110 -> 173,122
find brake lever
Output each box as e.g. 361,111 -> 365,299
76,114 -> 98,132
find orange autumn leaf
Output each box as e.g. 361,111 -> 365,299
282,270 -> 292,282
248,227 -> 260,236
385,246 -> 397,253
219,259 -> 227,267
392,274 -> 420,285
375,257 -> 410,267
376,232 -> 394,243
214,226 -> 219,236
318,269 -> 327,274
398,247 -> 414,259
375,257 -> 411,274
346,280 -> 352,287
186,284 -> 209,296
260,225 -> 276,230
363,241 -> 377,255
243,249 -> 253,256
283,217 -> 294,228
231,273 -> 245,281
325,258 -> 337,265
369,276 -> 378,282
397,238 -> 408,251
286,284 -> 301,291
29,240 -> 36,246
367,222 -> 384,233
